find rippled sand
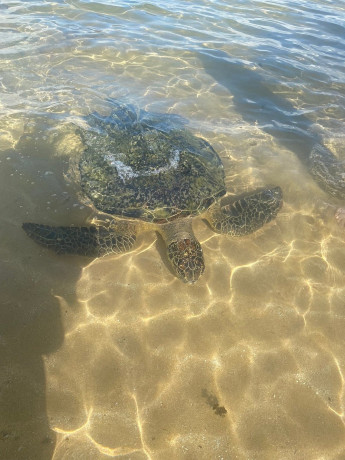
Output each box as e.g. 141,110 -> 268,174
44,216 -> 345,460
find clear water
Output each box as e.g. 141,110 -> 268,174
1,1 -> 345,459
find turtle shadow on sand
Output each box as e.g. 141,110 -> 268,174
199,50 -> 345,215
22,103 -> 283,284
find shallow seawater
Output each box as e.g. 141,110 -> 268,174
1,1 -> 345,459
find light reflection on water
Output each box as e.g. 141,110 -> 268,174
1,0 -> 345,459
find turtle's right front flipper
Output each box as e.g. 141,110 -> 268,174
205,186 -> 282,236
22,221 -> 137,257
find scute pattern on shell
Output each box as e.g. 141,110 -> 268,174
309,144 -> 345,199
77,105 -> 226,223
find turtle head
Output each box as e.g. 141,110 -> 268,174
258,186 -> 283,212
166,237 -> 205,283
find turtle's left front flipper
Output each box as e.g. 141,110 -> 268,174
22,220 -> 137,257
205,186 -> 282,236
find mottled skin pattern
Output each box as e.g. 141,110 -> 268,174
22,221 -> 137,256
22,105 -> 283,283
207,188 -> 283,236
309,145 -> 345,199
167,238 -> 204,283
159,218 -> 205,282
309,145 -> 345,226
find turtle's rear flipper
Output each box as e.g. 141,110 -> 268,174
22,221 -> 137,257
205,186 -> 282,236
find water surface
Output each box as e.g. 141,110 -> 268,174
1,1 -> 345,459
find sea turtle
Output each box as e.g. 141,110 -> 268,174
22,104 -> 283,283
309,144 -> 345,226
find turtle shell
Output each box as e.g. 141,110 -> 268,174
77,105 -> 226,223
